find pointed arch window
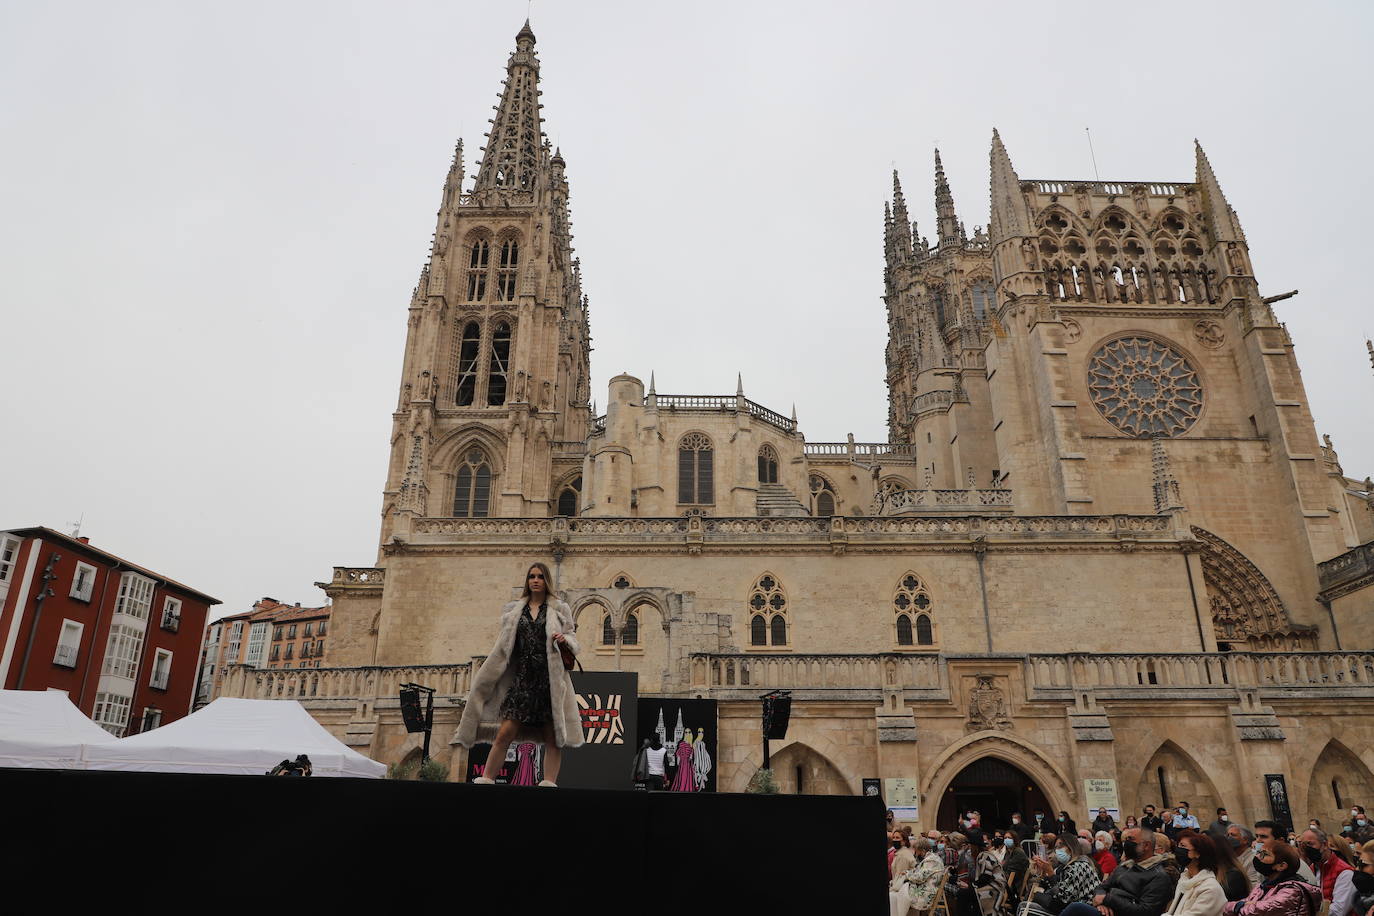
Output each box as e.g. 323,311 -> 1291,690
748,574 -> 788,648
678,433 -> 714,505
466,239 -> 489,301
893,572 -> 935,648
487,321 -> 511,406
809,475 -> 836,517
556,475 -> 582,517
452,448 -> 493,517
623,611 -> 639,646
455,321 -> 481,406
757,444 -> 779,484
970,281 -> 993,319
497,238 -> 519,301
601,612 -> 615,647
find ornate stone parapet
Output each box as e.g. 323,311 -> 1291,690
1319,541 -> 1374,602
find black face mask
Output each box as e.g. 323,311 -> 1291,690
1352,871 -> 1374,894
1123,841 -> 1140,862
1255,859 -> 1278,878
893,840 -> 904,849
1175,849 -> 1193,869
1303,845 -> 1325,865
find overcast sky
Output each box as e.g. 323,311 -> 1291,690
3,1 -> 1371,619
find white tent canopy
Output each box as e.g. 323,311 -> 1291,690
0,689 -> 116,769
83,697 -> 386,778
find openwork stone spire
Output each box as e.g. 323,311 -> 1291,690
989,129 -> 1028,239
1152,437 -> 1185,513
474,20 -> 545,192
1194,141 -> 1244,244
890,170 -> 913,260
934,148 -> 962,250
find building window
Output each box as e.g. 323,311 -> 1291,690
315,640 -> 325,658
757,444 -> 779,484
318,620 -> 327,637
971,280 -> 993,319
149,649 -> 173,690
556,476 -> 582,517
678,433 -> 714,505
0,535 -> 20,584
92,692 -> 132,736
244,621 -> 269,668
809,475 -> 836,516
466,239 -> 489,301
54,619 -> 83,668
102,623 -> 146,679
140,707 -> 162,733
287,624 -> 297,639
70,562 -> 97,601
623,611 -> 639,646
273,626 -> 282,642
496,238 -> 519,301
487,321 -> 512,406
302,641 -> 312,658
455,321 -> 481,406
453,449 -> 494,517
114,572 -> 155,620
284,643 -> 294,660
748,573 -> 788,648
304,622 -> 314,638
226,621 -> 243,663
270,644 -> 280,661
602,614 -> 615,646
160,597 -> 182,632
893,572 -> 935,648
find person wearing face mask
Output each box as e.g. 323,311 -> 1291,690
1006,835 -> 1032,906
1011,812 -> 1037,846
1207,827 -> 1254,901
1254,822 -> 1318,885
1222,842 -> 1321,916
1027,837 -> 1100,916
899,836 -> 949,916
1165,831 -> 1227,916
1227,825 -> 1262,890
892,831 -> 916,881
1142,807 -> 1166,834
1096,831 -> 1121,877
1085,827 -> 1177,916
956,829 -> 1008,916
1059,812 -> 1080,841
1346,808 -> 1372,845
1348,841 -> 1374,916
1169,803 -> 1201,840
1298,827 -> 1354,915
1208,810 -> 1233,842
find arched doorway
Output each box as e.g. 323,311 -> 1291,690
936,757 -> 1052,830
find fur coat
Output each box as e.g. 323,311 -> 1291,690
454,598 -> 584,749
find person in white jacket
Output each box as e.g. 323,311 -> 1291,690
1168,831 -> 1228,916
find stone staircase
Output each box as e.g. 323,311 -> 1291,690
756,483 -> 809,517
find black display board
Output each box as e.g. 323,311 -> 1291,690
1265,773 -> 1295,834
637,697 -> 718,792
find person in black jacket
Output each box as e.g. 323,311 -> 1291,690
1141,806 -> 1165,834
1093,809 -> 1120,835
1076,827 -> 1178,916
1057,811 -> 1079,841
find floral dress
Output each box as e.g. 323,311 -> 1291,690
906,852 -> 949,910
498,603 -> 553,726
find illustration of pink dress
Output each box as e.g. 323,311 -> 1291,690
512,741 -> 538,786
669,741 -> 696,792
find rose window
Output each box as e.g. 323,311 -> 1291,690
1087,336 -> 1203,438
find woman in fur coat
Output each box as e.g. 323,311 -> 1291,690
455,562 -> 583,786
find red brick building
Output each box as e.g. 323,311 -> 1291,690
196,598 -> 330,706
0,527 -> 219,736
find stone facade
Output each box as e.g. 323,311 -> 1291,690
216,22 -> 1374,829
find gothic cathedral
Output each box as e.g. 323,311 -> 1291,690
225,23 -> 1374,826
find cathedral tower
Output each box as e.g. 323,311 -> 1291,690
381,21 -> 592,549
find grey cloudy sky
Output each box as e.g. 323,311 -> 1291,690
3,1 -> 1371,618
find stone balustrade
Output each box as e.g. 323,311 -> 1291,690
802,441 -> 917,457
882,488 -> 1013,514
218,663 -> 471,702
1029,180 -> 1186,197
690,652 -> 944,692
327,567 -> 386,586
1318,541 -> 1373,598
1027,651 -> 1374,691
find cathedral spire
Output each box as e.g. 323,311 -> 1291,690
934,148 -> 962,250
890,170 -> 913,259
1151,437 -> 1185,514
1194,140 -> 1244,244
989,129 -> 1029,239
474,21 -> 545,192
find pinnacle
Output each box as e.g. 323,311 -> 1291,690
516,18 -> 536,45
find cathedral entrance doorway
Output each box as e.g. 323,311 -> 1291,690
935,756 -> 1052,831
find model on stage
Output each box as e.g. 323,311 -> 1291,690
455,562 -> 584,786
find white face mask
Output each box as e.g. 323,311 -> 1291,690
1178,808 -> 1187,815
1220,815 -> 1228,822
1095,841 -> 1106,851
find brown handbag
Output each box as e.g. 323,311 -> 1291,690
558,639 -> 581,672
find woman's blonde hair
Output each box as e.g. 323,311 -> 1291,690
521,561 -> 556,600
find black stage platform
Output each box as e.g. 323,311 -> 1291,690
5,767 -> 886,911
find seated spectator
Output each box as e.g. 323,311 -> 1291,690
1223,842 -> 1321,916
1026,836 -> 1100,916
1209,809 -> 1233,841
1254,821 -> 1317,886
1330,834 -> 1357,868
1004,835 -> 1032,908
1169,803 -> 1201,840
1141,806 -> 1165,834
1350,840 -> 1374,916
1082,827 -> 1177,916
892,831 -> 917,881
1297,827 -> 1354,916
896,836 -> 946,916
1157,834 -> 1182,883
1095,809 -> 1121,835
1170,830 -> 1227,916
1010,812 -> 1036,846
956,829 -> 1007,916
1208,826 -> 1253,902
1227,824 -> 1261,890
1095,831 -> 1120,877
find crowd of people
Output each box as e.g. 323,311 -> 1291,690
886,804 -> 1374,916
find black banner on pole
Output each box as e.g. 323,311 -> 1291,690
637,698 -> 718,792
1265,774 -> 1294,834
